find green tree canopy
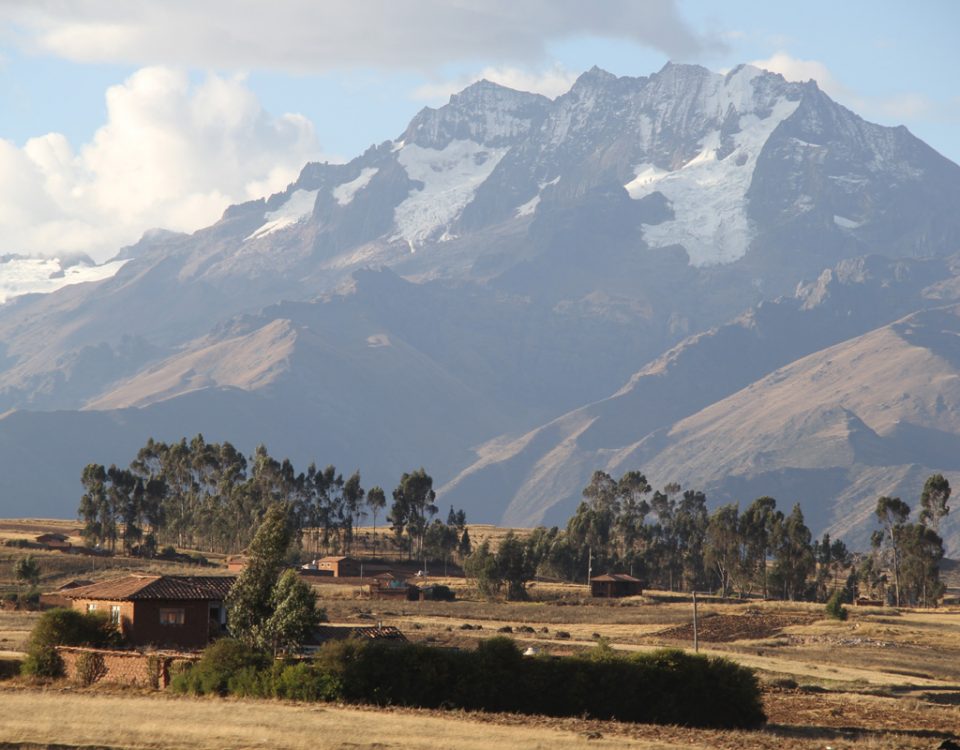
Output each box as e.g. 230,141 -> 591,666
14,555 -> 41,591
227,503 -> 322,653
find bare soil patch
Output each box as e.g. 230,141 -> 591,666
652,610 -> 818,643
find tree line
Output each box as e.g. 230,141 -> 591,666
77,434 -> 468,560
466,470 -> 950,604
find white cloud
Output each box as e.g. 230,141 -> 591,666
0,66 -> 323,262
413,64 -> 579,102
751,51 -> 947,128
749,52 -> 846,98
2,1 -> 712,70
0,255 -> 129,304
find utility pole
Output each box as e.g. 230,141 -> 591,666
587,546 -> 593,585
692,591 -> 699,653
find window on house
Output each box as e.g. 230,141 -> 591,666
86,603 -> 97,613
110,605 -> 121,625
159,608 -> 185,625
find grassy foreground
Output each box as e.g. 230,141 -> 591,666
2,684 -> 959,750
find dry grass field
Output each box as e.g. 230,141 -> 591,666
2,520 -> 960,748
0,519 -> 230,598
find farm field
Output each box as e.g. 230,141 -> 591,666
2,521 -> 960,748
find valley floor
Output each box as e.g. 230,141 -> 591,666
3,526 -> 960,749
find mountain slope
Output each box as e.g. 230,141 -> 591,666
0,63 -> 957,540
440,256 -> 960,533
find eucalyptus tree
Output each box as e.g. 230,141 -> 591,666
342,470 -> 365,553
704,504 -> 743,597
875,495 -> 911,606
78,463 -> 108,548
392,468 -> 437,562
919,474 -> 951,534
771,503 -> 815,600
741,496 -> 782,598
366,486 -> 386,557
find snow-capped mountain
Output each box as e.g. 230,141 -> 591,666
1,62 -> 959,550
0,254 -> 127,304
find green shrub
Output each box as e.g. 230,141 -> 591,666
271,662 -> 342,701
825,590 -> 848,621
426,584 -> 456,601
169,638 -> 268,695
21,608 -> 121,678
0,656 -> 22,681
74,651 -> 107,686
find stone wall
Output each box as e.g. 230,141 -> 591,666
58,646 -> 198,688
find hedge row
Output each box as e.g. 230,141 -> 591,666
173,637 -> 765,729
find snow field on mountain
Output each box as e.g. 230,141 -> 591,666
393,140 -> 508,249
0,256 -> 128,304
245,188 -> 319,241
628,94 -> 800,266
333,168 -> 379,206
515,176 -> 561,217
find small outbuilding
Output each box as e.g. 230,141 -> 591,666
590,573 -> 643,598
36,532 -> 71,549
315,556 -> 362,578
369,572 -> 418,600
63,574 -> 235,650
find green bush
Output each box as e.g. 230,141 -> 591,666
171,640 -> 340,702
271,662 -> 342,701
0,656 -> 22,681
74,651 -> 107,686
170,638 -> 268,696
825,590 -> 848,621
21,608 -> 121,678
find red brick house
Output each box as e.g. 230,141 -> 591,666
63,575 -> 235,650
590,573 -> 643,598
315,556 -> 361,577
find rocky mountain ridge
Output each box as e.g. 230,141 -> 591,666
0,63 -> 958,550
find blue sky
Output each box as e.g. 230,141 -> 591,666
0,1 -> 957,262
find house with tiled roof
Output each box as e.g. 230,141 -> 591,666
62,575 -> 235,650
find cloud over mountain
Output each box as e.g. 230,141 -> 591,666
0,66 -> 322,261
4,1 -> 713,71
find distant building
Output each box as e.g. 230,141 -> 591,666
35,532 -> 71,549
369,572 -> 417,600
63,575 -> 234,650
226,555 -> 247,572
39,579 -> 95,609
307,624 -> 407,649
590,573 -> 643,598
315,556 -> 362,577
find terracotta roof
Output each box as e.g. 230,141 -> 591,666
63,575 -> 235,601
313,625 -> 407,642
57,579 -> 95,590
590,574 -> 642,583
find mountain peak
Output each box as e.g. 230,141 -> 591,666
653,60 -> 713,82
401,77 -> 550,149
